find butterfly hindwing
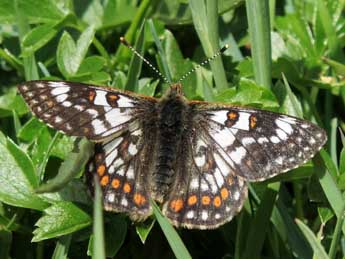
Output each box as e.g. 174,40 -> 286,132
86,122 -> 154,220
192,104 -> 327,181
162,132 -> 248,229
18,80 -> 156,141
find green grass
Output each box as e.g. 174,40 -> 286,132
0,0 -> 344,258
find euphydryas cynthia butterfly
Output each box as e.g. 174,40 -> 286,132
17,39 -> 327,229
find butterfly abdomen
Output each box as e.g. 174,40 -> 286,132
152,96 -> 189,201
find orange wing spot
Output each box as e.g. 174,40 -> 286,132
170,199 -> 184,212
88,90 -> 96,102
123,183 -> 131,193
97,165 -> 106,176
100,175 -> 109,186
111,179 -> 120,189
228,176 -> 234,185
250,115 -> 257,129
188,195 -> 197,206
221,188 -> 229,200
134,193 -> 146,206
83,127 -> 90,134
108,94 -> 119,100
95,153 -> 103,163
213,196 -> 222,207
47,101 -> 54,107
228,111 -> 238,120
202,196 -> 211,205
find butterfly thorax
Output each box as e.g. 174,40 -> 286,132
151,84 -> 190,202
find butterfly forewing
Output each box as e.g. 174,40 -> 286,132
192,104 -> 327,181
18,80 -> 156,141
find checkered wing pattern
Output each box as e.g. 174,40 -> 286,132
86,123 -> 154,221
162,104 -> 326,229
162,133 -> 248,229
194,105 -> 327,181
18,80 -> 156,141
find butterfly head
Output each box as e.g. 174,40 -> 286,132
170,83 -> 183,96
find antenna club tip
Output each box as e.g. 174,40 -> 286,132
220,44 -> 229,53
120,37 -> 129,46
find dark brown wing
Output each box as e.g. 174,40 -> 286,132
18,80 -> 157,142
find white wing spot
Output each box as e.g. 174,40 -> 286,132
229,146 -> 246,164
201,211 -> 208,221
105,149 -> 118,166
242,137 -> 256,146
270,136 -> 280,144
195,155 -> 206,167
214,169 -> 224,187
55,94 -> 68,103
126,167 -> 134,179
275,156 -> 283,165
232,112 -> 251,130
257,137 -> 269,144
186,211 -> 195,219
74,105 -> 84,111
55,116 -> 63,123
190,179 -> 199,190
276,129 -> 288,140
91,119 -> 107,134
276,119 -> 293,134
107,193 -> 115,202
121,197 -> 128,207
86,109 -> 99,117
109,165 -> 115,174
104,137 -> 123,153
128,143 -> 138,156
62,101 -> 72,107
48,81 -> 66,88
234,191 -> 240,200
94,90 -> 108,106
215,213 -> 221,219
51,86 -> 69,96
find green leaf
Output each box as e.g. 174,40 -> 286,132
295,219 -> 329,259
0,138 -> 48,210
21,22 -> 59,57
32,201 -> 91,242
17,117 -> 46,142
214,78 -> 279,109
78,56 -> 106,74
151,200 -> 192,259
136,218 -> 155,244
36,138 -> 93,193
57,26 -> 95,77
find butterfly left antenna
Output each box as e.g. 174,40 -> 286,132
120,37 -> 171,85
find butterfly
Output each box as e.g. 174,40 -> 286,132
18,79 -> 327,229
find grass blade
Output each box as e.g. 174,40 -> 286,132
92,176 -> 105,259
151,200 -> 192,259
245,0 -> 271,88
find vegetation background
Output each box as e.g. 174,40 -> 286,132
0,0 -> 344,258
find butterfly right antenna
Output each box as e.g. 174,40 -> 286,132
120,37 -> 171,85
177,45 -> 229,83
